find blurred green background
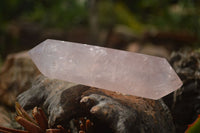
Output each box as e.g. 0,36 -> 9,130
0,0 -> 200,63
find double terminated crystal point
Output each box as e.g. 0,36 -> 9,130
29,39 -> 182,99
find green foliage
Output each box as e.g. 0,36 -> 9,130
119,0 -> 200,35
150,1 -> 200,33
98,1 -> 115,28
186,115 -> 200,133
114,2 -> 145,34
21,0 -> 87,28
97,0 -> 200,38
1,0 -> 200,35
0,0 -> 87,29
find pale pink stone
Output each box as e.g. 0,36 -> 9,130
29,39 -> 182,99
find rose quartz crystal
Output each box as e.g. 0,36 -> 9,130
29,39 -> 182,99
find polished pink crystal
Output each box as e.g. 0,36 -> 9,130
29,39 -> 182,99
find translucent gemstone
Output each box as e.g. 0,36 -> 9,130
29,39 -> 182,99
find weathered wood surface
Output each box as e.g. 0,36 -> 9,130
0,51 -> 40,107
18,75 -> 175,133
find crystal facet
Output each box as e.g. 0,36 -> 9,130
29,39 -> 182,99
